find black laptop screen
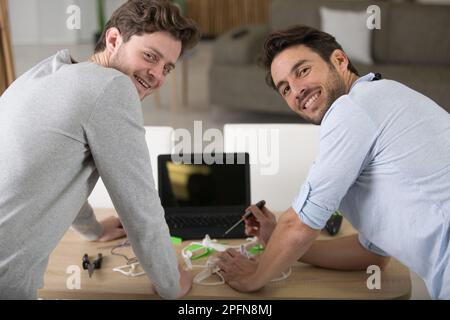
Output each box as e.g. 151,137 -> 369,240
158,153 -> 250,213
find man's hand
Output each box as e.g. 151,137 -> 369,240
244,204 -> 277,246
177,264 -> 193,298
217,249 -> 259,292
96,216 -> 126,242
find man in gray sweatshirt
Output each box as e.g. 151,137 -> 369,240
0,0 -> 199,299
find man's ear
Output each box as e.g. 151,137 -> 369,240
104,27 -> 123,55
330,49 -> 349,73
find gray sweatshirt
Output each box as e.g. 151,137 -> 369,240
0,50 -> 179,299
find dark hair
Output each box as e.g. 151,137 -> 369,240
94,0 -> 200,55
261,25 -> 359,90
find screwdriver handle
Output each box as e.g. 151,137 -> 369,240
243,200 -> 266,219
222,200 -> 266,236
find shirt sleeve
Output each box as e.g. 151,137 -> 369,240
84,75 -> 179,299
358,233 -> 390,257
70,201 -> 103,240
292,96 -> 378,230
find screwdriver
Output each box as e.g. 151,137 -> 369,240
223,200 -> 266,236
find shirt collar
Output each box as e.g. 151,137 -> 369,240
350,73 -> 376,91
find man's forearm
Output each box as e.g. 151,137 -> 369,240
71,201 -> 103,240
248,207 -> 320,290
300,234 -> 391,270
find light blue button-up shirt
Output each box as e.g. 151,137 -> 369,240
292,73 -> 450,299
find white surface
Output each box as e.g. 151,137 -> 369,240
224,124 -> 320,212
320,7 -> 373,65
88,126 -> 174,208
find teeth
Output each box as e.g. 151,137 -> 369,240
304,92 -> 319,109
135,75 -> 150,89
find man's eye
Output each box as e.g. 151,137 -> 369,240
145,52 -> 157,62
297,67 -> 310,77
163,66 -> 173,75
282,86 -> 290,96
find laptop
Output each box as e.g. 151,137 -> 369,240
158,153 -> 250,239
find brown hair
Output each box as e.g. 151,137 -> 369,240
94,0 -> 200,55
261,25 -> 359,90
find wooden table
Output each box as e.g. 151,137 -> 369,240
38,209 -> 411,299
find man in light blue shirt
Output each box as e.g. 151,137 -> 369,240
217,25 -> 450,299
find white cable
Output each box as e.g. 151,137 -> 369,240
270,267 -> 292,282
112,234 -> 292,283
113,262 -> 145,277
182,235 -> 292,286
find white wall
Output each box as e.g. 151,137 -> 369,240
9,0 -> 127,45
224,124 -> 320,212
9,0 -> 40,45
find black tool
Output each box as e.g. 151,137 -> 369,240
223,200 -> 266,236
82,253 -> 103,278
372,72 -> 382,81
325,212 -> 343,236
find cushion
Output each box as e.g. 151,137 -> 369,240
320,6 -> 373,65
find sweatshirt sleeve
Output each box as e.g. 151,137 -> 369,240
70,201 -> 104,240
84,75 -> 180,299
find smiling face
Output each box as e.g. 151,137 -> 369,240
271,45 -> 348,125
108,30 -> 182,100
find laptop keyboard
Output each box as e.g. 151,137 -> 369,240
166,215 -> 242,229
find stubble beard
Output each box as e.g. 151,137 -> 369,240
303,65 -> 347,125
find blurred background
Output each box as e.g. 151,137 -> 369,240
3,0 -> 450,130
